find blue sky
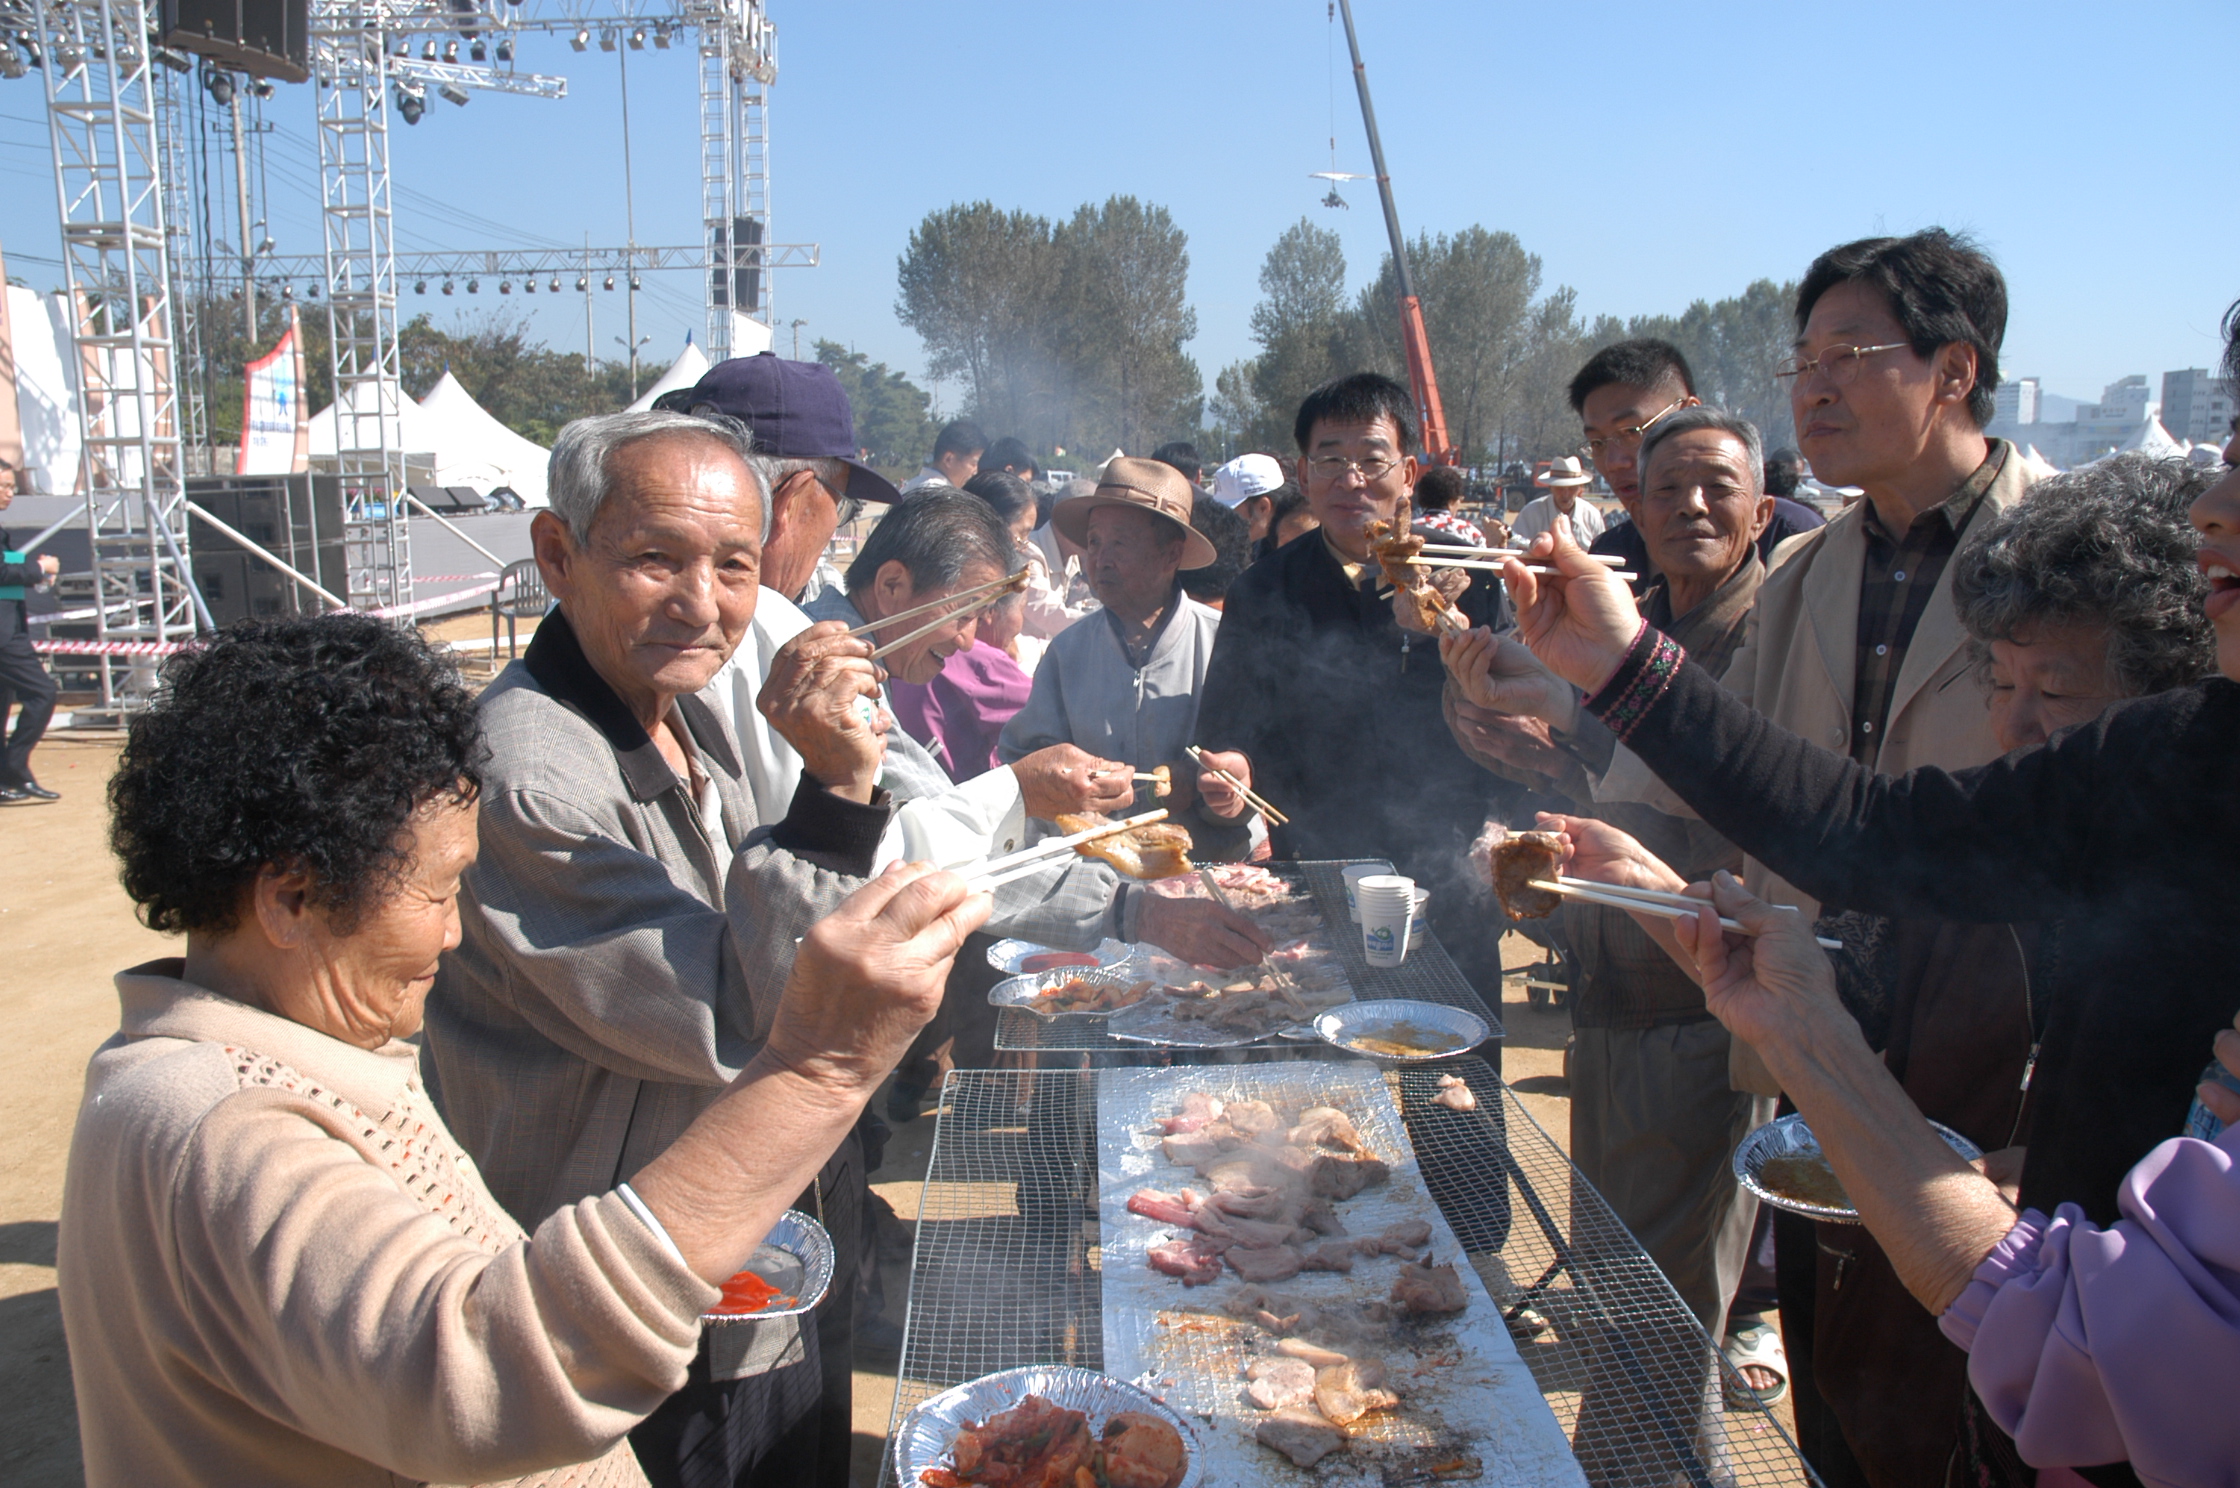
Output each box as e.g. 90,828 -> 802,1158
3,0 -> 2234,412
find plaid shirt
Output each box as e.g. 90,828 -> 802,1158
1850,444 -> 2007,766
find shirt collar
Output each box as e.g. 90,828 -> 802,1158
522,607 -> 741,804
115,959 -> 423,1119
1101,581 -> 1187,655
1859,441 -> 2008,544
1321,530 -> 1369,586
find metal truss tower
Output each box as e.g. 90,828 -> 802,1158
311,8 -> 411,611
35,0 -> 203,707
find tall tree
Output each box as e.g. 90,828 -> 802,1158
1242,218 -> 1351,453
1595,280 -> 1800,450
1054,195 -> 1202,454
815,339 -> 936,473
893,202 -> 1062,439
1351,227 -> 1541,464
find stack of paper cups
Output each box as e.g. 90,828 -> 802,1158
1355,874 -> 1417,968
1410,887 -> 1431,946
1343,860 -> 1396,923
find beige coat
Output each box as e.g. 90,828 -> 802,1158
59,962 -> 715,1488
1596,440 -> 2033,918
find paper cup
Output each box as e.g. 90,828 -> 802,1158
1410,887 -> 1431,945
1355,874 -> 1416,967
1343,861 -> 1396,923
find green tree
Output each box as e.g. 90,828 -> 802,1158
1240,218 -> 1352,453
1053,195 -> 1202,454
1593,279 -> 1800,450
1350,227 -> 1541,465
893,202 -> 1064,441
815,338 -> 936,473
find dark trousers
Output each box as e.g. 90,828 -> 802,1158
630,1129 -> 862,1488
0,608 -> 56,786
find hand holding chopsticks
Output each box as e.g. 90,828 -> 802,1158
1184,745 -> 1289,826
1530,875 -> 1843,950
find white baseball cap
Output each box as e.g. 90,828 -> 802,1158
1211,452 -> 1286,508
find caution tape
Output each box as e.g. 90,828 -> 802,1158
413,572 -> 501,583
33,637 -> 194,657
362,578 -> 502,619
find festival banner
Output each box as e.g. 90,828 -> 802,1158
237,307 -> 309,475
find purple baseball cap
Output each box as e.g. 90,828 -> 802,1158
654,352 -> 903,505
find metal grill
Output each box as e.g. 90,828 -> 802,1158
887,1061 -> 1815,1487
993,860 -> 1503,1056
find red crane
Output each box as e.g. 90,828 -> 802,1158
1334,0 -> 1455,465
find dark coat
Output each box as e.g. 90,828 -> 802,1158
1193,529 -> 1519,902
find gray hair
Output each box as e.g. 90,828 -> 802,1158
1953,451 -> 2218,697
843,487 -> 1017,596
1637,405 -> 1765,494
546,410 -> 769,546
744,453 -> 848,512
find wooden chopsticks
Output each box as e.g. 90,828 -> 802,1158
1184,745 -> 1289,826
843,568 -> 1026,638
1428,556 -> 1638,581
1530,876 -> 1843,951
1416,542 -> 1627,568
957,809 -> 1170,892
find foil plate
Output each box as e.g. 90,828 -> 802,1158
1105,995 -> 1291,1049
891,1365 -> 1205,1488
984,937 -> 1138,976
987,965 -> 1157,1020
700,1209 -> 834,1324
1313,999 -> 1490,1062
1734,1113 -> 1984,1223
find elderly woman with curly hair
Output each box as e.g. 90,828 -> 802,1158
59,615 -> 986,1488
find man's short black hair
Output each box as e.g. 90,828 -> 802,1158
981,435 -> 1037,478
1151,441 -> 1205,485
961,470 -> 1036,529
845,487 -> 1015,594
2221,296 -> 2240,390
1795,228 -> 2007,428
1181,493 -> 1250,605
932,419 -> 988,461
1413,465 -> 1467,512
1567,340 -> 1696,417
1293,372 -> 1418,455
1763,446 -> 1805,498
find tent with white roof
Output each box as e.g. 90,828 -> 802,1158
2114,416 -> 2186,461
627,336 -> 711,412
415,370 -> 551,505
2018,444 -> 2062,480
307,378 -> 436,464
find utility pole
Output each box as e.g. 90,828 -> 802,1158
790,317 -> 806,359
1335,0 -> 1453,463
227,76 -> 256,340
618,45 -> 641,396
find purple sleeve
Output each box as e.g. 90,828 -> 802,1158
1939,1126 -> 2240,1483
883,678 -> 958,781
932,644 -> 1034,782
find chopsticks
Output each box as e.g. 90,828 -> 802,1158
1426,557 -> 1637,581
1197,867 -> 1309,1015
1529,876 -> 1843,951
864,585 -> 1017,661
1184,745 -> 1290,826
843,569 -> 1025,637
959,809 -> 1170,892
1417,542 -> 1628,568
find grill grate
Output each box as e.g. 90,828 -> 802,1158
886,1060 -> 1816,1487
994,859 -> 1503,1056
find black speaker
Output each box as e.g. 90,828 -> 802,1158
187,474 -> 347,625
160,0 -> 310,83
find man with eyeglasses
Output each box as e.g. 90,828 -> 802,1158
1193,372 -> 1522,1010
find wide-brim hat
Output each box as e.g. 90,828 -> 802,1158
654,352 -> 903,505
1052,456 -> 1218,569
1535,454 -> 1592,488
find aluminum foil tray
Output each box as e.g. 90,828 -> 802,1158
700,1208 -> 833,1323
985,937 -> 1139,976
890,1365 -> 1204,1488
987,965 -> 1157,1020
1734,1112 -> 1982,1223
1313,998 -> 1491,1062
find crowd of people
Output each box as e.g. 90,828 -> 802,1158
40,225 -> 2240,1488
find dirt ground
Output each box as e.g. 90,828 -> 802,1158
0,725 -> 1774,1486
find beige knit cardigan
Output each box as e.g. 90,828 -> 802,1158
58,962 -> 718,1487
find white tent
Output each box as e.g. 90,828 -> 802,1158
415,371 -> 551,506
2115,416 -> 2186,461
307,378 -> 437,463
627,336 -> 711,412
2018,444 -> 2062,480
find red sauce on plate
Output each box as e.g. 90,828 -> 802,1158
709,1269 -> 792,1316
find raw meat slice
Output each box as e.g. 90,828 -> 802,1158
1223,1098 -> 1282,1134
1125,1188 -> 1203,1227
1391,1261 -> 1470,1314
1226,1243 -> 1305,1283
1158,1093 -> 1224,1134
1309,1156 -> 1390,1200
1295,1198 -> 1347,1237
1161,1129 -> 1235,1167
1146,1235 -> 1229,1286
1257,1408 -> 1346,1468
1300,1240 -> 1358,1273
1276,1337 -> 1349,1369
1244,1356 -> 1318,1410
1432,1073 -> 1479,1111
1315,1358 -> 1401,1425
1195,1212 -> 1301,1250
1370,1219 -> 1432,1253
1289,1106 -> 1374,1156
1201,1185 -> 1294,1223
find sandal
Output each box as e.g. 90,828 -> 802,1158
1723,1320 -> 1788,1410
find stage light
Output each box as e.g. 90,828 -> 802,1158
280,283 -> 295,300
437,81 -> 468,106
549,277 -> 560,292
305,282 -> 319,299
603,275 -> 614,290
466,277 -> 479,293
628,27 -> 645,49
628,274 -> 641,291
442,278 -> 455,295
523,277 -> 535,293
499,279 -> 512,294
469,37 -> 485,61
420,39 -> 436,59
413,279 -> 426,293
575,276 -> 587,291
0,42 -> 24,79
251,78 -> 273,98
54,41 -> 83,72
493,39 -> 511,61
598,28 -> 615,51
653,24 -> 671,48
441,40 -> 457,63
395,83 -> 424,123
569,28 -> 587,50
203,65 -> 233,106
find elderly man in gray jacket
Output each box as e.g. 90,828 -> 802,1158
425,410 -> 896,1488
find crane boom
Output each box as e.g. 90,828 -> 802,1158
1335,0 -> 1454,463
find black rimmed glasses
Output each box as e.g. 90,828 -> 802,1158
1774,342 -> 1911,387
1580,396 -> 1686,462
1305,454 -> 1402,484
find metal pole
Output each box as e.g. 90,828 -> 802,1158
185,499 -> 348,608
403,491 -> 507,568
618,44 -> 639,396
231,86 -> 257,340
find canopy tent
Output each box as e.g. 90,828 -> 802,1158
415,371 -> 552,506
626,336 -> 711,412
2114,416 -> 2186,461
2018,444 -> 2063,480
307,377 -> 437,463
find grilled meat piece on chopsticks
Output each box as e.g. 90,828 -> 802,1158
1489,829 -> 1566,920
1365,498 -> 1474,638
1051,813 -> 1195,879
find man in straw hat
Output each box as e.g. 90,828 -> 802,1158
1000,457 -> 1249,859
1511,454 -> 1608,547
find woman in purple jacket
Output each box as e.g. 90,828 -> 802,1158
1665,874 -> 2240,1488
